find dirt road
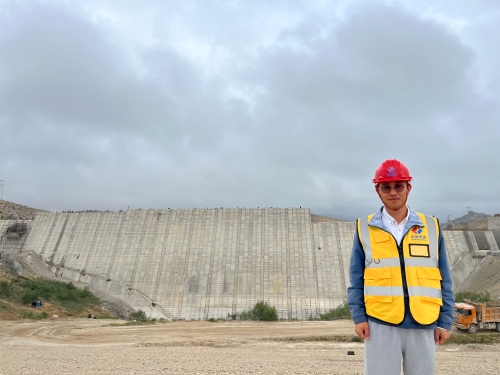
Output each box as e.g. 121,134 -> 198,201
1,319 -> 499,374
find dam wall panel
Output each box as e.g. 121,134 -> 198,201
16,209 -> 487,319
23,213 -> 55,253
442,231 -> 472,265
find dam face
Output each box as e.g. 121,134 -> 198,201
2,208 -> 496,319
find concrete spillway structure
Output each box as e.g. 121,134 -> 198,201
3,208 -> 498,319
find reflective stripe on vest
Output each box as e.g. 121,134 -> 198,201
364,286 -> 442,299
357,212 -> 442,325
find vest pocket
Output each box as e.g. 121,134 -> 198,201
364,268 -> 392,303
416,267 -> 442,289
375,232 -> 390,242
420,296 -> 443,306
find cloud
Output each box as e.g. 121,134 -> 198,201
0,1 -> 499,221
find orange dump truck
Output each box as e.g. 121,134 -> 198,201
453,300 -> 500,333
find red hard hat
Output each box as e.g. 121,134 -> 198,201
372,159 -> 412,183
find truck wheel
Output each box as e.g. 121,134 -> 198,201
468,324 -> 477,334
496,324 -> 500,333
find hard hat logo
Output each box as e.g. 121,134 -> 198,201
372,159 -> 413,183
386,167 -> 397,177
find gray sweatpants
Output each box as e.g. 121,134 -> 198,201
364,321 -> 435,375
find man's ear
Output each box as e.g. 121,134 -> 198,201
407,183 -> 412,194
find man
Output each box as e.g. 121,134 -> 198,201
347,159 -> 454,375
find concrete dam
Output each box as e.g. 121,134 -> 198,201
2,208 -> 500,319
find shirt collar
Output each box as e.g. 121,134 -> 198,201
382,206 -> 410,226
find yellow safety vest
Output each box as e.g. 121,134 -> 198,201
357,212 -> 442,325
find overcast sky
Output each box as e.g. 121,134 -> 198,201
1,0 -> 499,221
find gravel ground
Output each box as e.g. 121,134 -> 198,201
1,320 -> 499,374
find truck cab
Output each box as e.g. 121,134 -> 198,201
454,302 -> 477,333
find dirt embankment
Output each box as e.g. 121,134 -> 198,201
0,199 -> 46,220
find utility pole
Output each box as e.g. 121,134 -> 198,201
466,206 -> 472,213
0,180 -> 4,200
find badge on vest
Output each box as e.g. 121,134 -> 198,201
410,227 -> 427,241
409,244 -> 430,257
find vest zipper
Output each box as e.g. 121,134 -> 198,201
397,243 -> 409,298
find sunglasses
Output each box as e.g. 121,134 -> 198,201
378,183 -> 407,194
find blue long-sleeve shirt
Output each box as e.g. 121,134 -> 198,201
347,207 -> 454,330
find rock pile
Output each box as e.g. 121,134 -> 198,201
0,200 -> 46,220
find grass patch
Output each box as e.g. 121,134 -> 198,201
129,310 -> 148,322
319,302 -> 351,320
455,291 -> 491,303
19,310 -> 48,320
238,301 -> 278,321
0,278 -> 100,315
18,279 -> 99,312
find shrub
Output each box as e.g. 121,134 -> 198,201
19,310 -> 48,320
319,301 -> 351,320
129,310 -> 148,322
455,291 -> 491,303
0,280 -> 11,297
239,301 -> 278,321
252,301 -> 278,321
22,290 -> 39,305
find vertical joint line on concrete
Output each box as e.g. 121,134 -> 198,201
285,208 -> 292,319
83,212 -> 104,273
204,209 -> 219,319
178,209 -> 196,315
106,212 -> 127,279
60,213 -> 83,267
130,210 -> 153,288
335,222 -> 347,300
260,208 -> 265,301
309,211 -> 320,316
48,214 -> 69,266
40,213 -> 59,257
153,209 -> 173,302
232,208 -> 243,316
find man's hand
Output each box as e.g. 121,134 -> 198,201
355,322 -> 370,340
434,328 -> 450,345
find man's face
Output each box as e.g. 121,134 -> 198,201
376,181 -> 411,211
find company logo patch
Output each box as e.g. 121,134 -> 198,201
411,227 -> 426,241
386,167 -> 397,177
412,227 -> 423,234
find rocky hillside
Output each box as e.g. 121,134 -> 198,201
0,200 -> 46,220
457,255 -> 500,301
445,211 -> 491,230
